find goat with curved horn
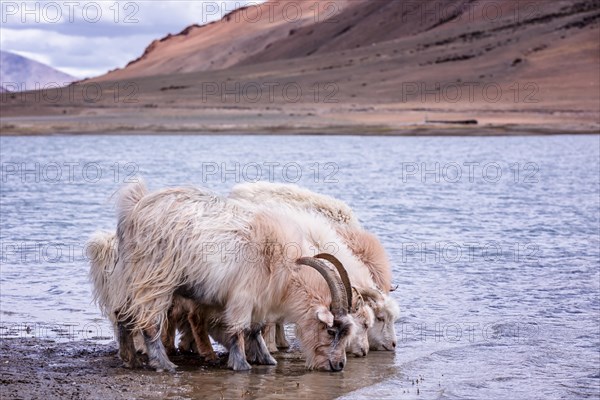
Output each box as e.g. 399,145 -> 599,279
229,182 -> 400,352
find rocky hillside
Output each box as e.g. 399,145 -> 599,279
95,0 -> 361,81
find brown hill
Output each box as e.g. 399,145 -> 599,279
95,0 -> 600,80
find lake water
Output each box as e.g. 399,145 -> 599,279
1,135 -> 598,399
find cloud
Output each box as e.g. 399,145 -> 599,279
1,27 -> 158,78
0,1 -> 265,78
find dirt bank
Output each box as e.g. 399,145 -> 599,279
0,338 -> 398,400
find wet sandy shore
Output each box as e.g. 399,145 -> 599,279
0,338 -> 399,400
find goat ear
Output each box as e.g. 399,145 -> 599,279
353,295 -> 365,311
351,287 -> 364,311
316,307 -> 334,327
355,296 -> 364,308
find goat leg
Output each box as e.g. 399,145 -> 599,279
262,323 -> 279,353
246,324 -> 277,365
177,320 -> 195,353
117,319 -> 143,369
188,309 -> 218,361
226,331 -> 251,371
162,319 -> 177,356
275,322 -> 290,349
143,325 -> 177,372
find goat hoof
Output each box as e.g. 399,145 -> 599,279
229,359 -> 252,371
262,354 -> 277,366
150,359 -> 177,373
157,365 -> 177,373
122,355 -> 144,369
276,341 -> 290,349
165,347 -> 178,357
248,352 -> 277,365
123,360 -> 142,369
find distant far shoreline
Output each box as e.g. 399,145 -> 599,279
1,127 -> 599,137
4,100 -> 598,136
1,104 -> 598,137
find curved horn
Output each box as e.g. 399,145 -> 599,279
296,257 -> 348,316
314,253 -> 353,311
358,287 -> 385,304
351,287 -> 364,311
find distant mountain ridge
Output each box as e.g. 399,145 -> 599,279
0,51 -> 75,91
93,0 -> 600,83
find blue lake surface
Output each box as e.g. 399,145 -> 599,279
1,135 -> 599,399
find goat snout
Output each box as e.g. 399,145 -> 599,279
329,359 -> 345,372
354,348 -> 367,357
352,347 -> 366,357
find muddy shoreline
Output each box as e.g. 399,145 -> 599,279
0,338 -> 399,400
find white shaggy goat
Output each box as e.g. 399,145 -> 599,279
336,226 -> 400,350
229,182 -> 400,351
110,180 -> 356,372
269,205 -> 377,357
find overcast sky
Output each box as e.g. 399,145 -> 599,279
1,0 -> 264,78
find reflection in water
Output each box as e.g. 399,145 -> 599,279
169,351 -> 397,400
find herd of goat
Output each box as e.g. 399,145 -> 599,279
88,180 -> 399,372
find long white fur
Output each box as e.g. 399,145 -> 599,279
87,230 -> 147,352
88,230 -> 119,324
229,181 -> 361,228
88,230 -> 198,355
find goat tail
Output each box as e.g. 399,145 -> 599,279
116,179 -> 148,225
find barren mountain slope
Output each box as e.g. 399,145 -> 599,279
91,0 -> 599,110
95,0 -> 363,81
